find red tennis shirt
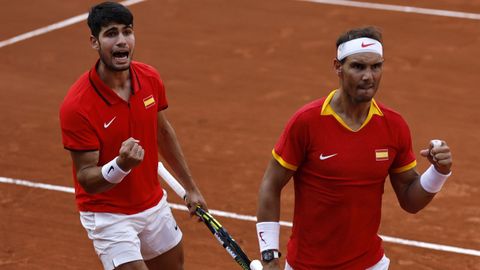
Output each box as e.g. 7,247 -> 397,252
273,90 -> 416,269
60,61 -> 168,214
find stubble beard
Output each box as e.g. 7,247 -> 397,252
354,93 -> 374,103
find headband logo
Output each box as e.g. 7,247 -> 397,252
361,42 -> 375,48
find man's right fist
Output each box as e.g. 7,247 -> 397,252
117,137 -> 144,171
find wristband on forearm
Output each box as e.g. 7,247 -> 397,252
101,157 -> 131,184
420,165 -> 451,193
256,221 -> 280,252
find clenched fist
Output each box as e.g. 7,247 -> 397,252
116,137 -> 145,171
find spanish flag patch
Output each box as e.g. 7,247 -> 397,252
375,149 -> 389,161
143,95 -> 155,109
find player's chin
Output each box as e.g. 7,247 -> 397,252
110,56 -> 132,71
356,87 -> 376,101
110,61 -> 131,71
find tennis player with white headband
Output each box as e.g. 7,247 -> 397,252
255,26 -> 453,270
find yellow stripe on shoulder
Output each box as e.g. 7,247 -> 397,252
272,149 -> 298,171
390,160 -> 417,174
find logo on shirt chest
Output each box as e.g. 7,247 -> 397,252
319,153 -> 338,160
143,95 -> 156,109
375,149 -> 389,161
103,116 -> 116,128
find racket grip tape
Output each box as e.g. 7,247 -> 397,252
158,162 -> 187,200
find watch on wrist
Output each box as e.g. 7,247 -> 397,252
261,249 -> 281,262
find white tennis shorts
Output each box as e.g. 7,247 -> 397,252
79,192 -> 182,270
285,254 -> 390,270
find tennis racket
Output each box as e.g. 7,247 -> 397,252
158,162 -> 263,270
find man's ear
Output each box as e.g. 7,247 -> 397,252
333,58 -> 343,76
90,35 -> 99,50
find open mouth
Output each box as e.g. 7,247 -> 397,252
112,51 -> 129,61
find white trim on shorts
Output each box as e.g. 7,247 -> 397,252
285,254 -> 390,270
79,191 -> 182,270
366,255 -> 390,270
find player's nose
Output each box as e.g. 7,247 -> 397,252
116,33 -> 128,47
361,69 -> 374,81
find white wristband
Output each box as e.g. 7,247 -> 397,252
101,157 -> 131,184
420,165 -> 451,193
256,222 -> 280,252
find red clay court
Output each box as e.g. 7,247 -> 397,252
1,0 -> 479,269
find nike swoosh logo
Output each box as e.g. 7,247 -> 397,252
259,232 -> 267,244
319,153 -> 337,160
104,117 -> 116,128
361,42 -> 375,48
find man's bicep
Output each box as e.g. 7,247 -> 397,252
157,110 -> 167,129
257,158 -> 294,221
264,158 -> 295,190
157,111 -> 174,137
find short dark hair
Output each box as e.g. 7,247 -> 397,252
336,26 -> 383,47
87,2 -> 134,38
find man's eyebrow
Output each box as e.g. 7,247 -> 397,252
350,59 -> 384,65
103,26 -> 118,33
103,24 -> 133,32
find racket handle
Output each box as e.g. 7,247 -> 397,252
158,162 -> 187,200
250,260 -> 263,270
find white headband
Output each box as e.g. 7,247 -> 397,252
337,37 -> 383,61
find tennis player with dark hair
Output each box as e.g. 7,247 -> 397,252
59,2 -> 207,269
255,26 -> 453,270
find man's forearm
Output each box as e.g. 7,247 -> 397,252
257,180 -> 282,222
77,166 -> 116,194
402,178 -> 436,213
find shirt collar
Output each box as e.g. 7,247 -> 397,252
321,89 -> 383,131
88,60 -> 141,105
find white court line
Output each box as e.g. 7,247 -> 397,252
0,0 -> 146,49
298,0 -> 480,20
1,0 -> 479,50
1,176 -> 479,257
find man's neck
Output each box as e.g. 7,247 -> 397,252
97,61 -> 132,102
97,61 -> 130,91
330,89 -> 371,130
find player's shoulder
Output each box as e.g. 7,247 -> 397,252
376,101 -> 403,118
291,98 -> 326,121
131,61 -> 162,79
60,71 -> 92,116
376,101 -> 408,125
